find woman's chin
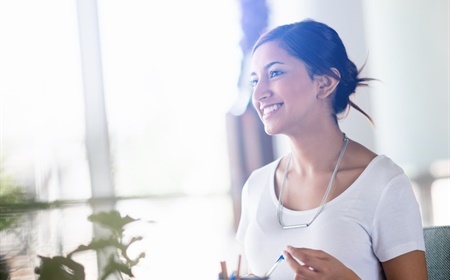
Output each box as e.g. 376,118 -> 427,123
264,125 -> 279,136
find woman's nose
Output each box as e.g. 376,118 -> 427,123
253,79 -> 271,101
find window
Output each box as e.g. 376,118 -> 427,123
1,0 -> 242,199
1,0 -> 90,201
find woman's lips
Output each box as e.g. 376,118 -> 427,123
261,103 -> 283,119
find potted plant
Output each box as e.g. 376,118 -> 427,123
34,210 -> 149,280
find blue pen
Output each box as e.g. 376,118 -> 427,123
265,254 -> 285,277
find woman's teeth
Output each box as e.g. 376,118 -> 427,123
263,104 -> 281,115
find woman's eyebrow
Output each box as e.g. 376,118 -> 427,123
250,61 -> 285,76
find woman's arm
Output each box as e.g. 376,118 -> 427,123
382,250 -> 427,280
284,247 -> 428,280
284,246 -> 360,280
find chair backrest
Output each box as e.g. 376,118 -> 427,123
423,225 -> 450,280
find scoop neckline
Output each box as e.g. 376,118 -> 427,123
269,154 -> 387,215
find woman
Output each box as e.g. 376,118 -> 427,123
236,19 -> 427,279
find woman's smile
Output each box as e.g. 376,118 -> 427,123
261,103 -> 283,119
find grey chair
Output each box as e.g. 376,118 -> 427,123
423,225 -> 450,280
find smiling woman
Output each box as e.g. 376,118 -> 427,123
236,19 -> 428,280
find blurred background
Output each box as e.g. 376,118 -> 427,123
0,0 -> 448,279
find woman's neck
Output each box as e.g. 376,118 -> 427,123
287,128 -> 346,175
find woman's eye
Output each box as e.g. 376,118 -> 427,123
269,70 -> 283,78
250,79 -> 258,88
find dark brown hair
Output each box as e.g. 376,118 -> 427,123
253,19 -> 375,124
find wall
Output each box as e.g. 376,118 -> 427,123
267,0 -> 449,175
363,0 -> 449,172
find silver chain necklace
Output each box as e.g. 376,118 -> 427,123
277,134 -> 349,229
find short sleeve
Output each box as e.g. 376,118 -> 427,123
371,173 -> 425,262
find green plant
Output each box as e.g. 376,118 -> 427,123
35,210 -> 148,280
34,255 -> 85,280
0,167 -> 64,231
0,254 -> 10,280
0,167 -> 26,232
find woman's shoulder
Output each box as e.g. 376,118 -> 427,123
250,156 -> 283,176
345,139 -> 378,167
242,157 -> 283,200
244,157 -> 284,187
346,140 -> 402,171
344,140 -> 407,183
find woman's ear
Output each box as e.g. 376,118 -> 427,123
315,68 -> 340,99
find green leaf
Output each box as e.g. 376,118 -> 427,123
100,255 -> 134,280
35,255 -> 85,280
68,238 -> 119,257
129,252 -> 146,267
122,236 -> 143,254
88,210 -> 139,234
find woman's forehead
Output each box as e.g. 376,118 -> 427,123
251,41 -> 301,72
252,42 -> 290,65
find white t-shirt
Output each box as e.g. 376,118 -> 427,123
236,155 -> 425,280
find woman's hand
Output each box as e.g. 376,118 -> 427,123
284,246 -> 360,280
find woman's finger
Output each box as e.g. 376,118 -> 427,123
284,250 -> 317,279
286,246 -> 325,271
